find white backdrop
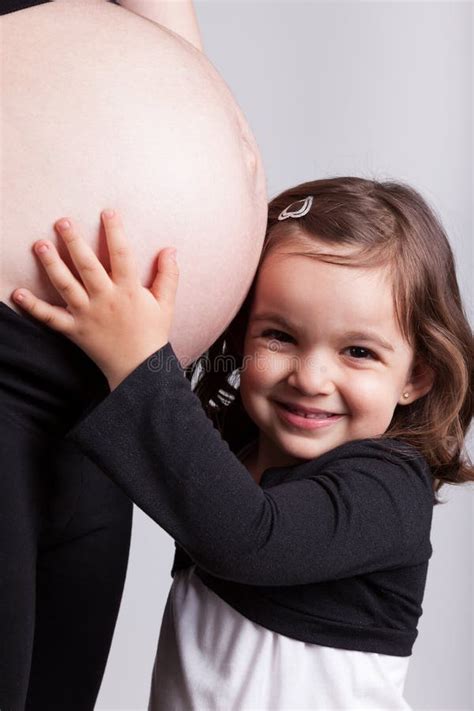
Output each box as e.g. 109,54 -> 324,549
97,2 -> 473,709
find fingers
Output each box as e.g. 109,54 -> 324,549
101,210 -> 139,284
150,248 -> 179,312
55,218 -> 111,295
12,289 -> 76,335
32,240 -> 89,310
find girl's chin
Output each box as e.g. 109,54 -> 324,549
276,434 -> 350,462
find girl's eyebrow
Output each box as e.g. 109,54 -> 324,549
251,313 -> 298,331
251,314 -> 395,353
343,330 -> 395,353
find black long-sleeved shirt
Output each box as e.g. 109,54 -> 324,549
67,341 -> 434,657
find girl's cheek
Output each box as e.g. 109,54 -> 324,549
344,374 -> 383,412
257,352 -> 292,384
245,347 -> 271,373
240,352 -> 283,394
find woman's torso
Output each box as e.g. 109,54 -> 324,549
0,0 -> 267,363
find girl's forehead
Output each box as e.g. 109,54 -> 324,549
257,250 -> 393,292
252,251 -> 398,331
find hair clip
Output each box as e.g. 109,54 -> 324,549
277,195 -> 313,221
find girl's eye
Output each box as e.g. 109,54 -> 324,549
261,329 -> 293,342
259,333 -> 377,359
345,346 -> 377,360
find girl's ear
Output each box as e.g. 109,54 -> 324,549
399,358 -> 435,405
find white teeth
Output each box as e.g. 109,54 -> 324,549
285,406 -> 332,419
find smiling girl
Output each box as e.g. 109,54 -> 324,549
13,177 -> 473,709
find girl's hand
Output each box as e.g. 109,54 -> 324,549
12,210 -> 179,390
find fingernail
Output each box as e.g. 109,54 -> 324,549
103,209 -> 115,219
14,291 -> 24,302
57,219 -> 70,230
169,249 -> 178,263
36,243 -> 49,254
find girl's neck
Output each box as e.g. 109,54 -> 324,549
240,436 -> 302,485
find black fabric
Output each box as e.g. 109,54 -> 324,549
0,303 -> 133,711
0,0 -> 119,15
1,0 -> 51,14
67,341 -> 435,657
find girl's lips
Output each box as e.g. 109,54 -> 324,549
275,402 -> 344,430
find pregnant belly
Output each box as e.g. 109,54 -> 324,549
0,0 -> 267,364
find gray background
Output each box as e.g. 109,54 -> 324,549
97,2 -> 473,709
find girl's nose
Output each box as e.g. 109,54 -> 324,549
286,354 -> 337,396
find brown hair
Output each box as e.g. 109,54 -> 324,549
185,177 -> 474,505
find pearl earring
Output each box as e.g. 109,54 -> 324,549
403,392 -> 409,399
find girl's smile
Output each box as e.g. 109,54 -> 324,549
238,244 -> 431,479
274,402 -> 345,430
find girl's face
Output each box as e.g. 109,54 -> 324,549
239,245 -> 431,474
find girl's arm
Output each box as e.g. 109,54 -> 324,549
116,0 -> 203,51
66,340 -> 434,587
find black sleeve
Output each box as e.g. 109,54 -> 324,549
66,342 -> 433,586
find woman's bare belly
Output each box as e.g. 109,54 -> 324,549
0,0 -> 267,365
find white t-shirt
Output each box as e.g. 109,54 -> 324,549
148,564 -> 412,711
